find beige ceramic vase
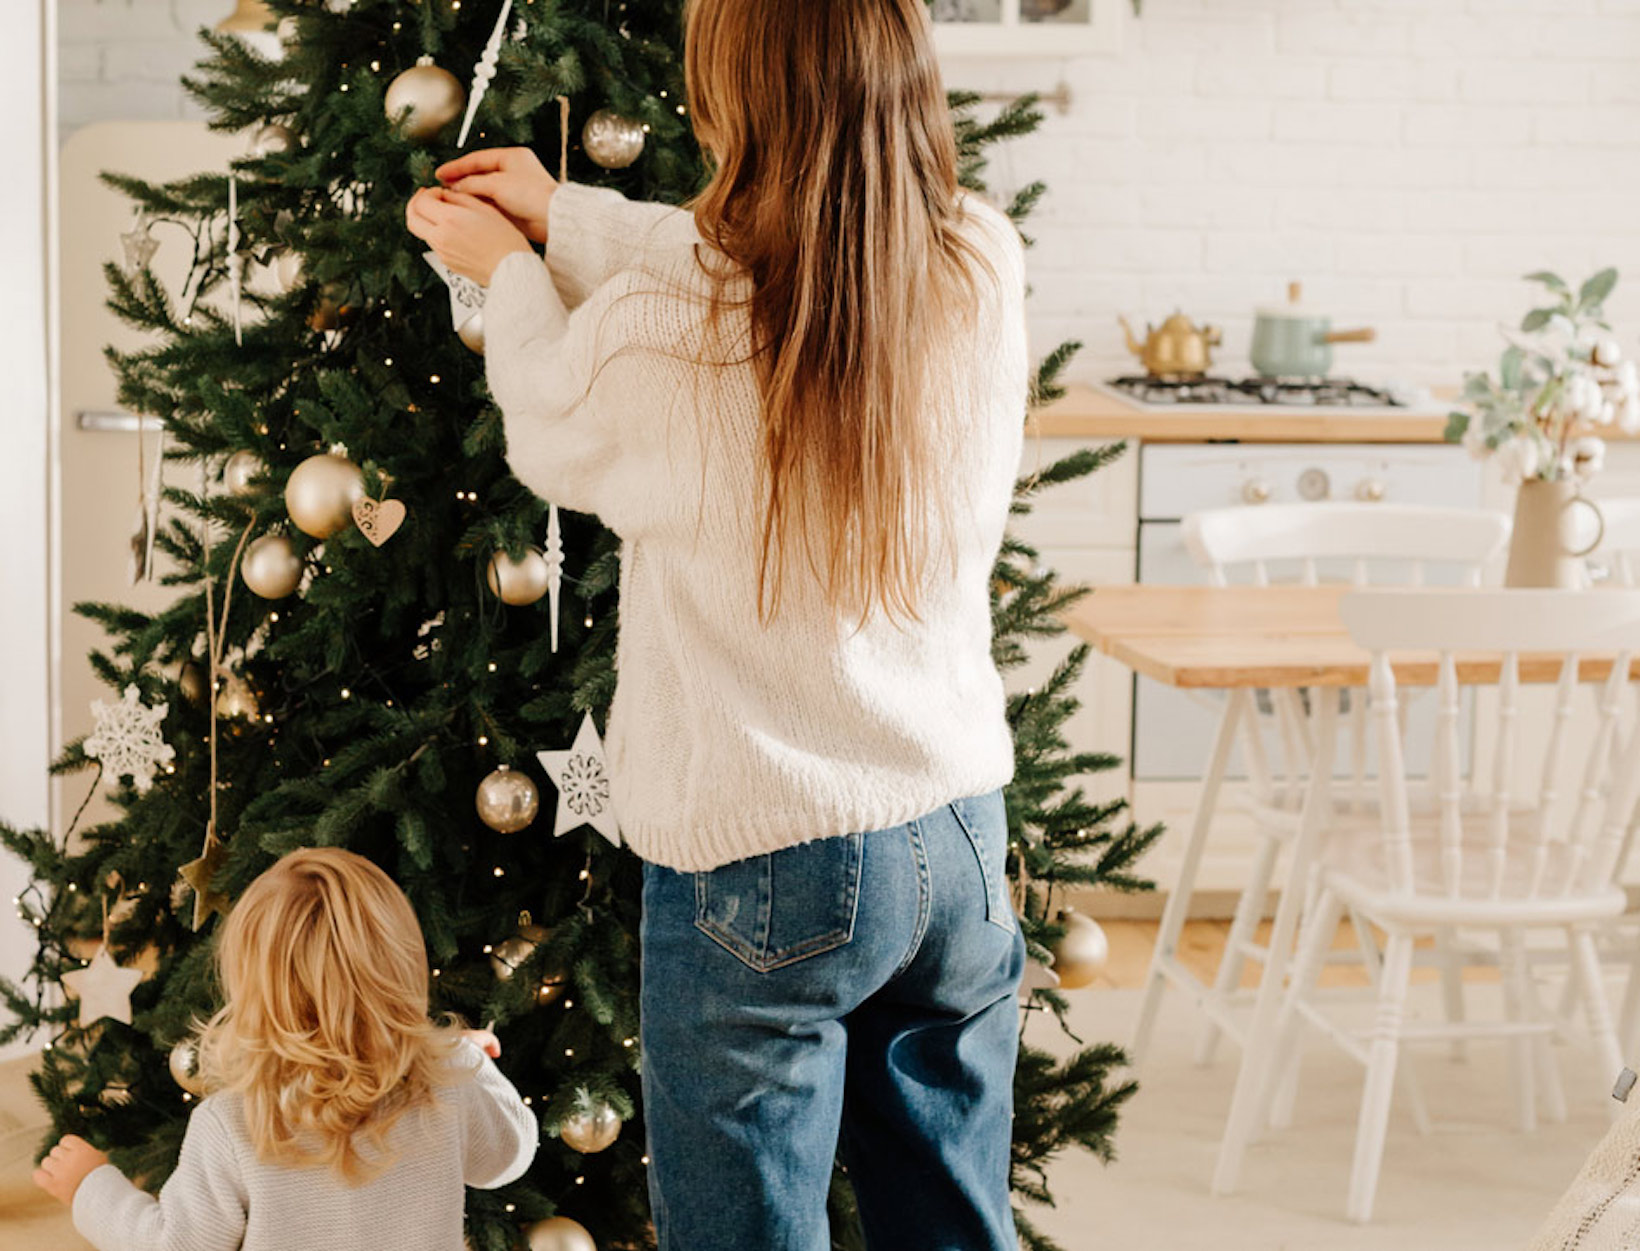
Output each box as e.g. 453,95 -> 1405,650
1504,478 -> 1604,589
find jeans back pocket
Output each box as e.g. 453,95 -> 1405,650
950,791 -> 1017,933
693,833 -> 864,972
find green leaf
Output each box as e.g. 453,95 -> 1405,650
1524,270 -> 1569,295
1500,345 -> 1526,391
1580,267 -> 1619,311
1520,308 -> 1554,333
1444,411 -> 1470,443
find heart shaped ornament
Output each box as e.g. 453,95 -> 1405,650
353,497 -> 407,547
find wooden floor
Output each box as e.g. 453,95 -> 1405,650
0,918 -> 1470,1249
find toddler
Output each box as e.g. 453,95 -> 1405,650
33,846 -> 538,1250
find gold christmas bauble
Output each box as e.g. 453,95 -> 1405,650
285,452 -> 364,539
223,449 -> 266,496
457,310 -> 485,355
385,57 -> 466,141
476,766 -> 539,833
177,660 -> 208,707
249,123 -> 294,157
168,1038 -> 207,1095
307,283 -> 355,331
486,548 -> 551,606
216,0 -> 274,34
582,108 -> 645,169
99,1079 -> 134,1107
215,673 -> 260,722
559,1101 -> 620,1154
1050,908 -> 1109,990
525,1217 -> 596,1251
241,534 -> 303,600
489,922 -> 547,982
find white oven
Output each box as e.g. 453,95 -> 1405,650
1132,442 -> 1488,780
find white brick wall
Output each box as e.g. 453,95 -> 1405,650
61,0 -> 1640,386
949,0 -> 1640,386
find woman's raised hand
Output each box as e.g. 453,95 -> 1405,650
436,148 -> 558,245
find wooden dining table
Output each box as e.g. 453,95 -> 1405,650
1061,584 -> 1634,1199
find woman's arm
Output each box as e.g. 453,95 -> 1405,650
540,183 -> 691,311
71,1102 -> 248,1251
482,249 -> 659,533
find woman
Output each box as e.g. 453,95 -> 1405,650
406,1 -> 1028,1246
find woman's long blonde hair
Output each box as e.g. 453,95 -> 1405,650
197,847 -> 457,1184
685,0 -> 990,624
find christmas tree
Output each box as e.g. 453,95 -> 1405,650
2,3 -> 1158,1248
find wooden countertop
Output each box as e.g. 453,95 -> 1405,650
1031,382 -> 1452,444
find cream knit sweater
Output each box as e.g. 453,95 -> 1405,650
72,1039 -> 537,1251
485,183 -> 1028,871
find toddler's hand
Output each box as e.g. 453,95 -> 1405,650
462,1028 -> 502,1059
32,1134 -> 109,1206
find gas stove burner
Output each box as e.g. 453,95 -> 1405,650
1107,375 -> 1407,408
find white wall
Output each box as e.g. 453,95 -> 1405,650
2,0 -> 53,1060
951,0 -> 1640,386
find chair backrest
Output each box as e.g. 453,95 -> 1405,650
1340,589 -> 1640,903
1591,496 -> 1640,587
1184,503 -> 1512,588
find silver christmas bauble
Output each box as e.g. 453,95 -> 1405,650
456,310 -> 485,355
476,766 -> 539,833
525,1217 -> 596,1251
249,123 -> 294,157
486,548 -> 551,606
1050,908 -> 1109,989
241,534 -> 303,600
223,449 -> 266,496
285,452 -> 364,539
560,1102 -> 621,1154
385,57 -> 466,141
168,1038 -> 207,1095
582,108 -> 645,169
215,673 -> 260,722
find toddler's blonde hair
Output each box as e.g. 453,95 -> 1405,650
197,847 -> 458,1184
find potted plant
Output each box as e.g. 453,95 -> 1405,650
1447,268 -> 1637,587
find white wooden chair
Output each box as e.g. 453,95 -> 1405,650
1174,503 -> 1512,1065
1250,588 -> 1640,1223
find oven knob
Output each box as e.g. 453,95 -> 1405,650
1298,467 -> 1331,501
1242,478 -> 1272,505
1356,478 -> 1386,502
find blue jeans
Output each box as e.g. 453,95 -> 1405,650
640,790 -> 1025,1251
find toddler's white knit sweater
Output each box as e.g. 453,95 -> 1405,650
72,1039 -> 537,1251
485,183 -> 1028,871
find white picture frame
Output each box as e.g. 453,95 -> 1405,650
932,0 -> 1126,58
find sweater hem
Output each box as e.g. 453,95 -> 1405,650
620,761 -> 1017,873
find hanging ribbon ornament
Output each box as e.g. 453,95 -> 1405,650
227,172 -> 243,346
458,0 -> 514,149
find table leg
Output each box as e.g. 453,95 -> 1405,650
1131,689 -> 1250,1065
1212,694 -> 1338,1196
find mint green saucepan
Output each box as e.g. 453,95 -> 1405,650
1250,281 -> 1376,378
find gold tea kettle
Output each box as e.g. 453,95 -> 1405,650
1119,311 -> 1222,379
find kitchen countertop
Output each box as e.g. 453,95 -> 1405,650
1031,381 -> 1453,444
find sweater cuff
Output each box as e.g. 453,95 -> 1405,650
485,249 -> 569,357
72,1163 -> 139,1251
543,183 -> 612,276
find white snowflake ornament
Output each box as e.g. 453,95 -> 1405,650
538,714 -> 621,846
85,685 -> 175,794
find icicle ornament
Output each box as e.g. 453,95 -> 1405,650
457,0 -> 515,149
